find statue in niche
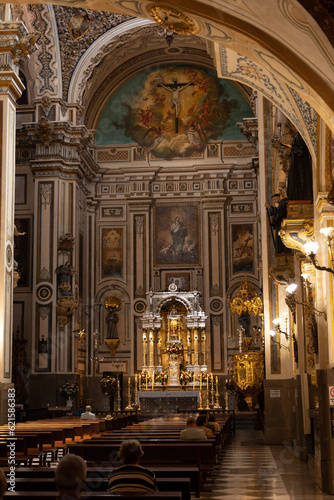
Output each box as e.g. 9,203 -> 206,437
266,194 -> 292,255
287,133 -> 313,202
106,308 -> 119,339
55,261 -> 75,296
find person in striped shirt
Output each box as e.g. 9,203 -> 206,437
107,440 -> 158,493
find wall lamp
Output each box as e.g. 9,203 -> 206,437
303,227 -> 334,275
285,282 -> 326,319
272,317 -> 293,340
269,330 -> 289,350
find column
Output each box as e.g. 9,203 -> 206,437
193,328 -> 199,367
0,20 -> 30,424
186,328 -> 192,367
157,329 -> 162,368
201,328 -> 207,369
149,328 -> 155,368
142,329 -> 148,368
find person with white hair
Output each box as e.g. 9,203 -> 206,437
55,454 -> 86,500
80,405 -> 96,420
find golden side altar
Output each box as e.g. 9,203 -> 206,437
228,278 -> 265,410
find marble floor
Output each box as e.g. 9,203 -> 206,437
199,429 -> 333,499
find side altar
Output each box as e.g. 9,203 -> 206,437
138,390 -> 200,414
140,283 -> 208,386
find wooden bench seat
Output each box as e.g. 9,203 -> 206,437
12,477 -> 190,500
5,491 -> 182,500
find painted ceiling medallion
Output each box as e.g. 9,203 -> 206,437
69,14 -> 90,40
149,6 -> 196,35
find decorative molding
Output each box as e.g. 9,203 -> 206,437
209,213 -> 219,236
53,5 -> 131,101
135,215 -> 144,237
28,5 -> 57,94
40,183 -> 52,209
288,86 -> 317,155
39,306 -> 50,320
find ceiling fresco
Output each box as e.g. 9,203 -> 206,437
95,64 -> 253,159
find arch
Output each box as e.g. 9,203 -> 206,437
95,284 -> 130,304
2,0 -> 333,131
156,295 -> 192,315
68,17 -> 154,105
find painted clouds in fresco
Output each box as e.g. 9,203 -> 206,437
96,65 -> 253,159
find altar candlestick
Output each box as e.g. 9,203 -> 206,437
152,377 -> 154,391
200,373 -> 202,386
146,377 -> 148,391
215,376 -> 218,386
206,375 -> 209,391
139,377 -> 141,392
128,377 -> 130,386
193,372 -> 195,390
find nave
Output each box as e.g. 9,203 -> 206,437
1,414 -> 334,499
202,429 -> 333,500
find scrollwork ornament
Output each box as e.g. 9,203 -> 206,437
135,216 -> 144,237
209,213 -> 219,236
13,31 -> 38,63
39,306 -> 50,321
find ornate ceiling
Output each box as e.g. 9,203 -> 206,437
9,0 -> 333,157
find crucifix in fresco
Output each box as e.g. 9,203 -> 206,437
158,78 -> 194,133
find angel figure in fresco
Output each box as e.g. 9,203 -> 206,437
187,122 -> 206,150
143,126 -> 171,163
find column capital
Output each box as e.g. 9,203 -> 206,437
0,21 -> 37,101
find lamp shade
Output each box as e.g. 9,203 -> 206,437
304,241 -> 319,255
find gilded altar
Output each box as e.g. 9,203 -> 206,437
228,277 -> 265,410
141,284 -> 207,385
233,352 -> 264,410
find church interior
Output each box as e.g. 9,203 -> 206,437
1,0 -> 334,496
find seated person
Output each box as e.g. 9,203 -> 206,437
0,469 -> 7,499
199,410 -> 215,433
80,405 -> 96,420
208,414 -> 220,432
55,454 -> 86,500
197,415 -> 213,436
180,416 -> 207,440
108,440 -> 157,493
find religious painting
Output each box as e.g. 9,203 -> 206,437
96,65 -> 253,159
231,223 -> 254,274
166,273 -> 190,292
14,218 -> 31,288
101,228 -> 123,278
155,205 -> 199,265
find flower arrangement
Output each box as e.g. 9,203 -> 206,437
163,342 -> 183,356
138,372 -> 152,384
193,371 -> 211,384
155,370 -> 168,385
179,370 -> 192,385
101,376 -> 117,395
59,382 -> 78,398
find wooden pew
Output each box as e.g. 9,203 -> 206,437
5,492 -> 182,500
2,466 -> 198,497
12,477 -> 191,500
